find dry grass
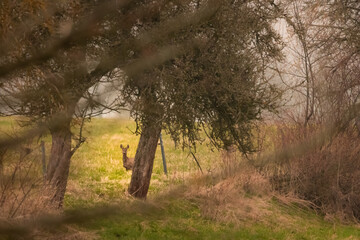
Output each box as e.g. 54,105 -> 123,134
184,149 -> 273,226
0,144 -> 57,220
269,124 -> 360,222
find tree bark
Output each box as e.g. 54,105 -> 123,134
46,120 -> 72,208
128,123 -> 161,199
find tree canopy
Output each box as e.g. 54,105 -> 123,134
122,0 -> 282,153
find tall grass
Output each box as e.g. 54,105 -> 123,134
0,141 -> 53,219
268,123 -> 360,222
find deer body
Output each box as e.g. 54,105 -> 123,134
120,144 -> 134,171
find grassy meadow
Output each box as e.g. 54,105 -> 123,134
67,118 -> 221,207
1,117 -> 360,239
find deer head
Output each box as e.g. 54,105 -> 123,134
120,144 -> 129,155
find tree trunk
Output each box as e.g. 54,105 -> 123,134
128,123 -> 161,199
46,120 -> 72,208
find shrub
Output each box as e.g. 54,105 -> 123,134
270,125 -> 360,221
0,142 -> 53,219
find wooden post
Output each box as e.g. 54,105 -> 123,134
159,132 -> 167,175
40,141 -> 46,182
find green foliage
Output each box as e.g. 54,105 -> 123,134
121,0 -> 283,154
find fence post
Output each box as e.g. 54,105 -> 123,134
40,141 -> 46,182
159,132 -> 167,175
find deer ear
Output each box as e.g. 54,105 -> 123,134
126,144 -> 129,149
120,144 -> 123,149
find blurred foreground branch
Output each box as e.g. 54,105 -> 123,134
0,0 -> 134,80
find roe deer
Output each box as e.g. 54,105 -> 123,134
120,144 -> 134,171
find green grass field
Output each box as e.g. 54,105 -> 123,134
66,118 -> 221,207
1,117 -> 360,239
